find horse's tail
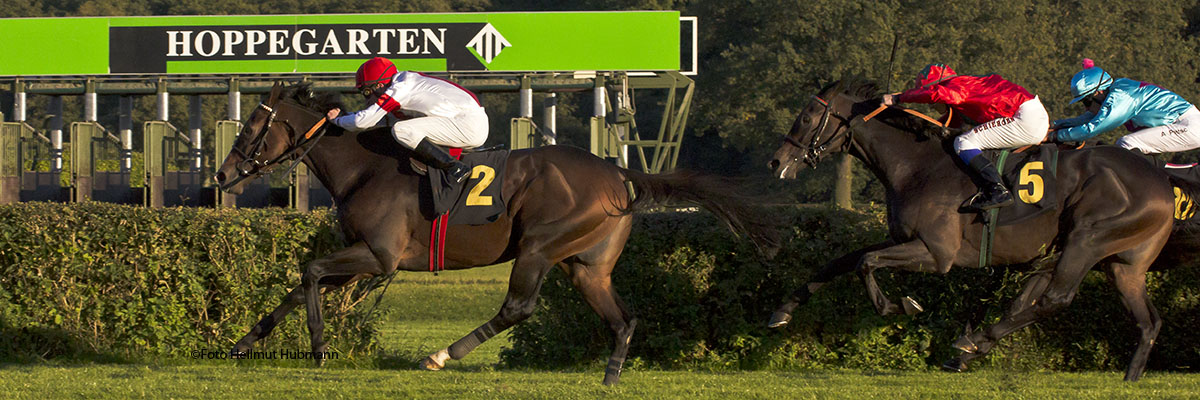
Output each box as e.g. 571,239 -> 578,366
620,168 -> 781,257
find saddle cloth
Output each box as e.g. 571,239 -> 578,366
1162,162 -> 1200,224
980,144 -> 1059,226
427,149 -> 509,226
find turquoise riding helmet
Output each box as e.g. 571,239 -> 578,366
1069,67 -> 1113,104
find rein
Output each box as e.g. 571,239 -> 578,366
861,102 -> 954,137
780,92 -> 963,167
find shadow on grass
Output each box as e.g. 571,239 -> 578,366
0,325 -> 135,365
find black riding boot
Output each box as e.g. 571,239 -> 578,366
413,138 -> 469,183
962,156 -> 1013,212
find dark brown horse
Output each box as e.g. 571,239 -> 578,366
213,82 -> 776,385
765,79 -> 1177,381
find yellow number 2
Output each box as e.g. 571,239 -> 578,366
465,165 -> 496,206
1018,161 -> 1044,204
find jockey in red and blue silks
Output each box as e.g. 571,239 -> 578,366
1050,59 -> 1200,155
326,57 -> 487,183
882,64 -> 1050,212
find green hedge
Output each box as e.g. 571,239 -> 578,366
0,202 -> 380,362
502,206 -> 1200,372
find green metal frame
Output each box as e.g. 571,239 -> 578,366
589,71 -> 693,173
215,120 -> 241,207
69,121 -> 104,202
0,121 -> 33,204
143,120 -> 187,207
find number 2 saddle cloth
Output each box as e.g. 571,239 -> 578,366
424,149 -> 509,226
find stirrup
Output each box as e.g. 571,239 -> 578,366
447,163 -> 469,183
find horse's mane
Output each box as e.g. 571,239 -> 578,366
282,82 -> 344,114
826,77 -> 950,139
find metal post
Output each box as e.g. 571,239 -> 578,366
146,80 -> 168,208
590,75 -> 610,158
73,79 -> 97,202
189,95 -> 202,171
219,78 -> 240,208
157,80 -> 169,121
50,96 -> 63,172
543,93 -> 557,145
593,79 -> 607,118
119,96 -> 133,172
519,76 -> 533,118
13,79 -> 25,122
84,79 -> 97,123
228,78 -> 241,121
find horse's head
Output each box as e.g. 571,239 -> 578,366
768,80 -> 875,179
215,82 -> 336,194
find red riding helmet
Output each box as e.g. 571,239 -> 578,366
355,57 -> 397,90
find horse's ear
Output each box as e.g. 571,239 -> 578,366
266,82 -> 283,104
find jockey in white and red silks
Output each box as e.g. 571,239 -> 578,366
327,57 -> 488,183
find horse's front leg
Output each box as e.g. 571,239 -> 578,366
301,241 -> 386,366
769,241 -> 894,328
232,285 -> 304,357
856,240 -> 944,316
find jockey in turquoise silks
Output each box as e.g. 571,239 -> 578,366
1050,58 -> 1200,154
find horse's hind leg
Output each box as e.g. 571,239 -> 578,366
1108,261 -> 1162,381
943,245 -> 1102,372
560,233 -> 638,386
420,252 -> 553,371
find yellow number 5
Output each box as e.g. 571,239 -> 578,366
465,165 -> 495,206
1018,161 -> 1044,204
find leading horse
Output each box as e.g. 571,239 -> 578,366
214,82 -> 777,385
766,79 -> 1178,381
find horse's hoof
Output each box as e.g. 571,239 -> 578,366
419,348 -> 450,371
313,344 -> 329,367
953,334 -> 978,354
942,358 -> 968,373
768,311 -> 792,328
901,296 -> 924,315
230,344 -> 250,359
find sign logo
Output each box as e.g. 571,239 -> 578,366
466,23 -> 510,64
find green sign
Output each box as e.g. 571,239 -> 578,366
0,12 -> 681,75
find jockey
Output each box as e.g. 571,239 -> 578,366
326,57 -> 487,183
882,64 -> 1050,212
1050,59 -> 1200,154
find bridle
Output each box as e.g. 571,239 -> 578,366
220,99 -> 329,191
231,102 -> 279,177
780,94 -> 855,167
